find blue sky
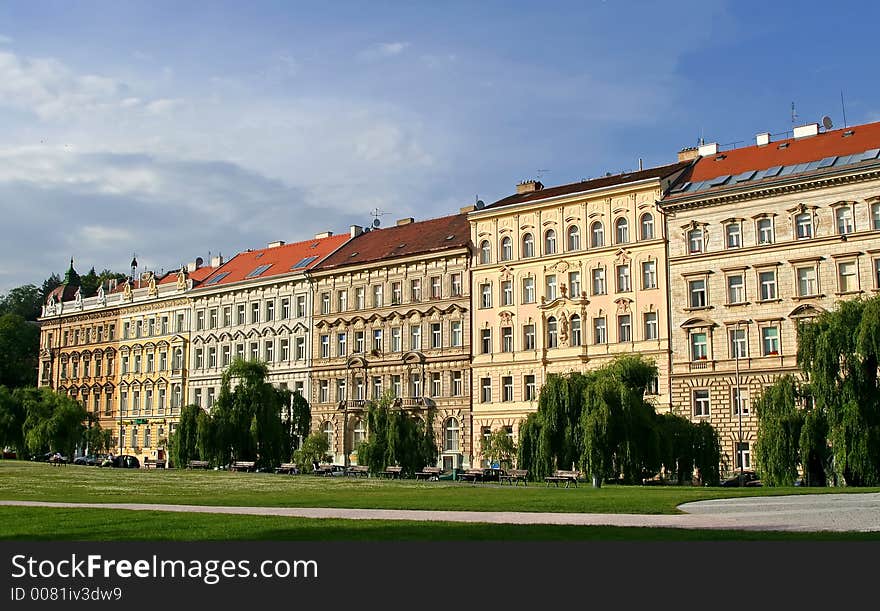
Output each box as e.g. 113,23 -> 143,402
1,0 -> 877,292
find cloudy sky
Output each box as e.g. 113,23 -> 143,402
1,0 -> 878,293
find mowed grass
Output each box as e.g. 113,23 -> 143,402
2,460 -> 878,515
3,506 -> 880,541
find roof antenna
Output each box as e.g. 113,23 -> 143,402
840,90 -> 848,128
536,169 -> 549,181
369,207 -> 388,229
791,101 -> 799,126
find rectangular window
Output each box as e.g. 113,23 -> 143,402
688,229 -> 704,254
431,323 -> 442,348
644,312 -> 658,340
392,375 -> 401,398
568,271 -> 581,297
391,282 -> 402,304
225,344 -> 234,366
281,299 -> 290,319
642,261 -> 657,289
726,223 -> 741,248
319,380 -> 329,403
410,279 -> 421,302
616,264 -> 631,292
875,259 -> 880,289
762,326 -> 780,356
545,274 -> 557,300
372,377 -> 382,400
796,213 -> 813,239
265,340 -> 274,362
251,302 -> 260,323
209,309 -> 218,329
195,349 -> 203,369
480,283 -> 492,308
372,285 -> 383,307
523,324 -> 536,350
502,376 -> 513,402
410,374 -> 421,398
522,277 -> 535,303
481,329 -> 492,354
730,327 -> 748,359
480,378 -> 492,403
221,307 -> 231,327
836,206 -> 854,235
337,333 -> 347,357
320,335 -> 330,358
431,276 -> 442,299
250,342 -> 259,361
501,280 -> 513,306
693,389 -> 710,417
727,274 -> 745,304
208,347 -> 217,368
797,266 -> 818,297
410,325 -> 421,350
354,331 -> 365,354
296,295 -> 307,318
691,331 -> 708,360
337,290 -> 347,312
451,371 -> 463,396
354,288 -> 365,310
431,372 -> 441,397
391,327 -> 402,352
336,378 -> 347,402
618,315 -> 632,342
757,218 -> 774,244
195,312 -> 204,331
295,337 -> 306,360
451,273 -> 462,296
235,343 -> 244,361
237,305 -> 246,325
592,268 -> 606,295
501,326 -> 513,352
593,317 -> 607,344
524,375 -> 536,401
736,441 -> 751,469
373,329 -> 383,352
689,279 -> 707,308
759,270 -> 777,301
838,261 -> 858,293
451,321 -> 462,347
263,301 -> 274,322
732,388 -> 749,416
321,293 -> 330,315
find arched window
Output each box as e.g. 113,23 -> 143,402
591,221 -> 605,248
322,421 -> 334,448
570,314 -> 581,346
640,213 -> 654,240
615,217 -> 629,244
479,240 -> 491,264
444,417 -> 460,451
547,316 -> 558,348
522,233 -> 535,258
567,225 -> 580,251
500,236 -> 512,261
544,229 -> 557,255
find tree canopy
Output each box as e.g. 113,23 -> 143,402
0,313 -> 40,388
357,391 -> 438,476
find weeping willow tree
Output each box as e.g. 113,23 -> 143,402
754,375 -> 804,487
357,391 -> 437,476
170,404 -> 201,468
655,413 -> 696,484
797,297 -> 880,486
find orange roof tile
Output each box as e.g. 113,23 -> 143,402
196,234 -> 350,289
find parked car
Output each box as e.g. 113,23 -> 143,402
720,471 -> 762,487
74,454 -> 108,466
100,454 -> 140,469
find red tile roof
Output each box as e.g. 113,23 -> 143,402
484,161 -> 691,210
316,214 -> 471,270
670,120 -> 880,196
196,234 -> 350,289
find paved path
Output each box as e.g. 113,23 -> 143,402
3,493 -> 879,532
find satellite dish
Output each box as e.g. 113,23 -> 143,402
475,200 -> 485,210
372,218 -> 381,228
822,115 -> 833,130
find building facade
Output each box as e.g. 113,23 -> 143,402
660,121 -> 880,474
309,214 -> 473,468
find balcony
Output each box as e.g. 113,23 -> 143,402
688,359 -> 715,372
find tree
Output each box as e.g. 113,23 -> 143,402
0,314 -> 40,388
286,391 -> 311,453
0,385 -> 26,455
0,285 -> 43,321
79,268 -> 100,298
18,387 -> 88,458
480,428 -> 517,469
357,391 -> 437,476
692,422 -> 721,486
40,274 -> 62,304
83,419 -> 112,454
171,405 -> 202,468
293,432 -> 330,473
754,375 -> 804,487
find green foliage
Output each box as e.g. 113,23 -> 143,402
171,405 -> 202,468
286,391 -> 311,452
754,375 -> 804,487
0,313 -> 40,388
0,385 -> 26,455
655,413 -> 695,484
18,387 -> 88,458
82,420 -> 112,455
357,391 -> 438,476
293,432 -> 330,473
480,428 -> 517,469
0,285 -> 43,321
40,274 -> 62,304
692,422 -> 721,486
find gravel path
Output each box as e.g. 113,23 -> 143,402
3,493 -> 879,532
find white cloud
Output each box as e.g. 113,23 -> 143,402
358,41 -> 410,61
145,98 -> 181,114
0,35 -> 12,45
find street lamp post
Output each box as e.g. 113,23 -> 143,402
734,320 -> 745,486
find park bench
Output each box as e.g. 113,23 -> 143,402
499,469 -> 529,486
345,465 -> 370,477
379,465 -> 403,479
544,469 -> 580,488
143,458 -> 166,469
230,460 -> 256,473
187,460 -> 210,469
414,466 -> 443,481
49,455 -> 66,467
275,462 -> 299,475
458,468 -> 485,484
312,464 -> 336,476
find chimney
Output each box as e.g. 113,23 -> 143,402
210,254 -> 224,267
516,180 -> 543,194
793,123 -> 819,139
677,147 -> 699,162
396,217 -> 414,226
314,231 -> 333,239
186,257 -> 204,272
756,132 -> 771,146
698,142 -> 719,157
267,240 -> 285,248
460,205 -> 476,214
350,225 -> 363,238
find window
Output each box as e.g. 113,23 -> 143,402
502,376 -> 513,402
523,324 -> 536,350
618,314 -> 632,342
194,348 -> 204,369
795,212 -> 813,239
479,240 -> 491,264
410,374 -> 421,398
337,290 -> 348,312
250,342 -> 259,361
480,283 -> 492,308
640,213 -> 654,240
757,218 -> 774,244
431,276 -> 441,299
522,277 -> 535,303
644,312 -> 658,340
320,334 -> 329,358
409,325 -> 421,350
445,418 -> 460,451
689,279 -> 707,308
222,307 -> 231,327
336,378 -> 347,401
730,327 -> 748,359
501,326 -> 513,352
279,340 -> 288,362
480,379 -> 492,403
237,305 -> 246,325
836,206 -> 854,235
642,261 -> 657,289
838,261 -> 858,293
688,229 -> 704,254
762,326 -> 780,356
372,285 -> 383,307
337,333 -> 347,356
646,376 -> 659,395
355,331 -> 365,353
690,331 -> 708,360
322,421 -> 334,447
522,233 -> 535,258
546,317 -> 558,348
500,237 -> 512,261
451,273 -> 462,296
372,377 -> 382,400
391,327 -> 402,352
480,329 -> 492,354
502,280 -> 513,306
727,274 -> 745,304
195,311 -> 205,331
873,202 -> 880,230
725,223 -> 741,248
616,264 -> 631,292
281,299 -> 290,319
295,337 -> 306,360
544,229 -> 557,255
524,375 -> 537,401
410,279 -> 422,302
319,380 -> 329,403
570,315 -> 581,346
266,340 -> 278,363
431,372 -> 441,397
797,266 -> 818,297
545,274 -> 557,300
693,390 -> 710,417
431,323 -> 442,348
373,329 -> 383,352
451,321 -> 462,347
567,226 -> 580,251
593,317 -> 606,344
591,221 -> 605,248
732,388 -> 749,417
568,271 -> 581,298
208,347 -> 217,368
759,270 -> 777,301
615,217 -> 629,244
592,268 -> 606,295
875,259 -> 880,289
354,288 -> 365,310
451,371 -> 463,396
735,441 -> 751,469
